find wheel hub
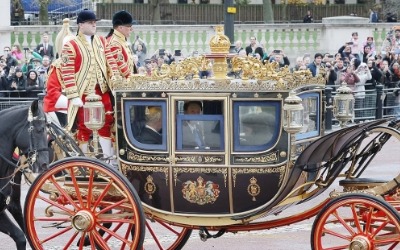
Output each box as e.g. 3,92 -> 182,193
349,236 -> 371,250
71,210 -> 95,232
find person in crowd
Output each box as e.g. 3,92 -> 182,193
61,9 -> 118,159
132,36 -> 147,67
378,59 -> 394,115
362,45 -> 375,63
303,54 -> 311,67
325,59 -> 337,89
245,36 -> 264,59
363,37 -> 376,55
0,64 -> 10,97
353,62 -> 372,119
269,50 -> 290,68
1,46 -> 18,77
365,58 -> 382,90
341,62 -> 360,93
234,40 -> 244,54
307,53 -> 324,77
11,45 -> 23,64
36,55 -> 51,86
291,56 -> 307,72
333,57 -> 346,90
106,10 -> 137,82
7,66 -> 26,97
25,69 -> 44,98
349,32 -> 361,60
136,106 -> 162,144
35,32 -> 54,60
369,9 -> 378,23
303,10 -> 313,23
163,50 -> 175,65
386,12 -> 398,23
338,43 -> 353,61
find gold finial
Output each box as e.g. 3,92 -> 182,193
209,26 -> 231,54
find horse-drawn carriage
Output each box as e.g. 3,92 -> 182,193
9,27 -> 400,249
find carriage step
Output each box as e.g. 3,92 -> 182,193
339,178 -> 388,191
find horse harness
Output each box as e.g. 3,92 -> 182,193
0,106 -> 48,212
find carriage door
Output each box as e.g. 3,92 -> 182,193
169,95 -> 231,214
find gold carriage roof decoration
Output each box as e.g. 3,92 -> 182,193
113,26 -> 327,91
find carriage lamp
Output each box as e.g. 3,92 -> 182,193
83,94 -> 105,154
283,91 -> 304,134
333,82 -> 354,128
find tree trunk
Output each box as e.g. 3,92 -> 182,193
39,0 -> 49,25
149,0 -> 161,25
263,0 -> 274,23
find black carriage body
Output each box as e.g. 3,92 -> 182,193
114,76 -> 325,226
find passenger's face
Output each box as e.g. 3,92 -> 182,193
185,104 -> 201,114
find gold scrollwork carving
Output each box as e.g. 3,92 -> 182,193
120,163 -> 169,186
145,175 -> 156,199
235,152 -> 278,164
174,167 -> 228,187
127,151 -> 168,163
174,155 -> 223,164
232,165 -> 285,187
247,177 -> 261,201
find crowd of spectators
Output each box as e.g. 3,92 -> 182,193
2,26 -> 400,119
0,32 -> 52,98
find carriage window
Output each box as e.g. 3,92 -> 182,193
296,92 -> 320,140
233,101 -> 281,152
123,100 -> 167,151
176,115 -> 224,151
175,100 -> 224,151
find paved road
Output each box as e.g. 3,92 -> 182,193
0,134 -> 398,250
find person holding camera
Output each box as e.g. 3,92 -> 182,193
7,66 -> 26,97
1,46 -> 18,77
132,35 -> 147,67
25,69 -> 44,98
106,10 -> 137,81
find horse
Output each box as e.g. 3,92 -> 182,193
0,100 -> 49,250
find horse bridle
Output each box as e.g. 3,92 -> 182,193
22,106 -> 49,168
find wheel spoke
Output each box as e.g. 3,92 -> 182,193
350,203 -> 362,233
62,231 -> 80,250
92,229 -> 111,250
96,222 -> 133,246
48,174 -> 81,210
91,179 -> 114,210
68,167 -> 85,208
36,194 -> 75,216
145,220 -> 164,249
39,226 -> 74,244
322,227 -> 352,241
332,209 -> 356,236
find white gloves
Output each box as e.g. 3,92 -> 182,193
71,97 -> 83,107
55,95 -> 68,109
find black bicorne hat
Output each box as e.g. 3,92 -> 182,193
77,9 -> 99,24
112,10 -> 134,26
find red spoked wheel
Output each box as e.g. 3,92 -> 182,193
143,216 -> 192,250
311,193 -> 400,250
24,157 -> 145,250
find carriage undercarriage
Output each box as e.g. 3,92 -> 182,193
19,26 -> 400,250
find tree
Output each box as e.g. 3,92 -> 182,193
149,0 -> 161,25
263,0 -> 274,23
381,0 -> 399,22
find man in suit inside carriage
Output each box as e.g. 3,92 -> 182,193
137,106 -> 162,144
181,101 -> 206,149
